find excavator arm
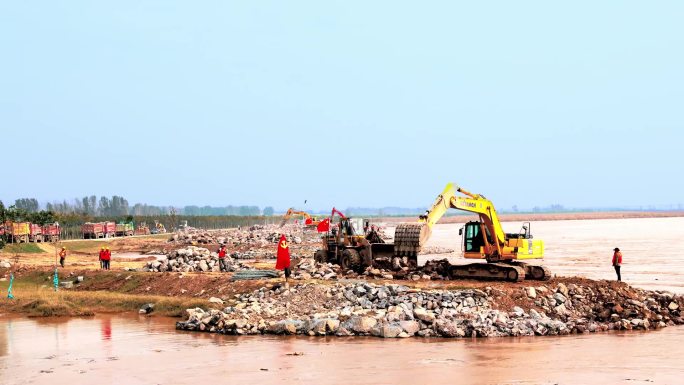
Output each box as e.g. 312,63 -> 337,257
279,208 -> 312,227
395,182 -> 507,256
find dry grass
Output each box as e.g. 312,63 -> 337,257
1,276 -> 212,317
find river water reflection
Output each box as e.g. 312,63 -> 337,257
1,315 -> 682,385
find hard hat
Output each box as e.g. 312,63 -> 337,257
62,247 -> 66,250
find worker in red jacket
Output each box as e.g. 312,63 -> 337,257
275,234 -> 291,289
218,244 -> 228,272
612,247 -> 622,281
99,247 -> 105,269
102,247 -> 111,270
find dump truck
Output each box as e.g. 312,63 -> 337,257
5,222 -> 30,243
82,222 -> 105,239
42,224 -> 60,242
116,223 -> 134,236
103,222 -> 117,238
393,183 -> 550,282
29,223 -> 44,242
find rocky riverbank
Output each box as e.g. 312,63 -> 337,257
176,279 -> 683,338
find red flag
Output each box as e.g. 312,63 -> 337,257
275,234 -> 291,270
316,218 -> 330,233
304,218 -> 313,225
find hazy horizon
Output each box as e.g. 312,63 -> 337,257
2,2 -> 683,211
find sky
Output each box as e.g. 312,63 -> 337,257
1,1 -> 683,211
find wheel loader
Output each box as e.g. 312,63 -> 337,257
393,183 -> 551,282
313,209 -> 393,272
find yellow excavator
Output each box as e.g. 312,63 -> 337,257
279,208 -> 320,228
394,183 -> 550,282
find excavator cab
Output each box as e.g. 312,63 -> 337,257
461,221 -> 494,256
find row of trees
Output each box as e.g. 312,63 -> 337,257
0,200 -> 57,225
10,196 -> 276,217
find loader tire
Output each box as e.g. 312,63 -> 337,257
314,250 -> 327,263
340,249 -> 362,272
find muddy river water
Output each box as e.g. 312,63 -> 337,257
2,217 -> 684,384
1,315 -> 682,385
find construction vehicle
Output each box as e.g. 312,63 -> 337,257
393,183 -> 550,282
135,222 -> 151,236
42,223 -> 60,242
28,223 -> 44,242
153,220 -> 167,234
313,208 -> 393,271
5,222 -> 30,243
82,222 -> 105,239
115,222 -> 135,236
279,208 -> 320,228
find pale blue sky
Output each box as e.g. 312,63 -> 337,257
1,1 -> 682,211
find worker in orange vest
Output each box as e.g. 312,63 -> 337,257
99,247 -> 105,269
59,247 -> 67,267
612,247 -> 622,281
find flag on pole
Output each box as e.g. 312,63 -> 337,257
7,273 -> 14,299
53,268 -> 59,291
275,234 -> 291,270
316,218 -> 330,233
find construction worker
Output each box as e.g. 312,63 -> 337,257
99,247 -> 105,269
612,247 -> 622,281
102,247 -> 111,270
218,244 -> 228,272
59,247 -> 67,268
275,234 -> 291,289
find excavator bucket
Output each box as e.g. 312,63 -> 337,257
393,223 -> 431,257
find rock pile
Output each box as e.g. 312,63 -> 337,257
292,259 -> 338,280
176,280 -> 684,338
290,258 -> 452,282
168,224 -> 319,260
143,246 -> 244,272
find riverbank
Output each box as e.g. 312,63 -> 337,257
1,265 -> 682,339
175,278 -> 683,338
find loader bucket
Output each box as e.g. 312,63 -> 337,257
393,223 -> 431,257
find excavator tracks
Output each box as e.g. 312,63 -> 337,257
394,223 -> 431,257
449,263 -> 526,282
514,263 -> 552,281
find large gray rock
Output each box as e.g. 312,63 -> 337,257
373,323 -> 403,338
268,320 -> 300,335
434,319 -> 466,337
399,320 -> 420,335
311,319 -> 340,335
413,308 -> 436,323
346,316 -> 377,334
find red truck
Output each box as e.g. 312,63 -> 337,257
29,223 -> 44,242
42,224 -> 60,242
82,222 -> 105,239
104,221 -> 116,238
